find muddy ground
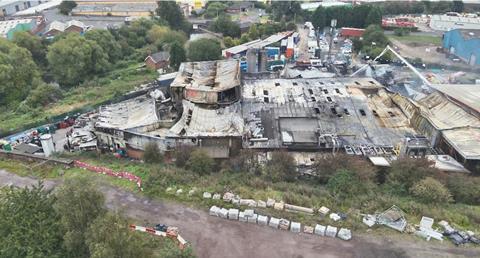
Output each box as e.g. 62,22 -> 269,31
1,169 -> 478,258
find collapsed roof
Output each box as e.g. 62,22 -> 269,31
95,96 -> 159,130
169,100 -> 244,137
171,60 -> 240,92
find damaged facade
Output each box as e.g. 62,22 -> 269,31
87,59 -> 479,172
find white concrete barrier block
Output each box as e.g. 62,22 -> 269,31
314,224 -> 326,236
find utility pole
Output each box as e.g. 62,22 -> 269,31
328,19 -> 337,63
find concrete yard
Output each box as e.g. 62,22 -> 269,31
0,169 -> 479,258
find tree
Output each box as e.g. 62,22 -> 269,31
85,29 -> 122,63
247,24 -> 259,40
271,1 -> 301,21
312,154 -> 377,184
25,83 -> 63,108
205,2 -> 227,18
286,22 -> 297,31
223,36 -> 236,48
265,151 -> 296,182
447,175 -> 480,205
410,177 -> 453,204
143,142 -> 163,164
147,25 -> 187,48
59,0 -> 77,15
187,38 -> 221,61
387,158 -> 438,195
366,6 -> 383,26
0,38 -> 41,106
210,15 -> 241,38
312,6 -> 327,31
54,177 -> 106,258
47,34 -> 109,87
0,183 -> 65,258
452,1 -> 464,13
186,149 -> 214,175
156,1 -> 191,34
362,25 -> 389,47
327,169 -> 363,200
86,213 -> 153,258
169,41 -> 186,71
12,31 -> 47,67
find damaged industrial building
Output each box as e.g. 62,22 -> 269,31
87,58 -> 479,173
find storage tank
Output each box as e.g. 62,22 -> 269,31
259,49 -> 268,72
246,48 -> 257,73
40,134 -> 55,157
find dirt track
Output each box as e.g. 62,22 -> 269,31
1,169 -> 479,258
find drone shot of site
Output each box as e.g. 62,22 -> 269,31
1,0 -> 480,257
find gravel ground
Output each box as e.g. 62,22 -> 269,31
1,169 -> 479,258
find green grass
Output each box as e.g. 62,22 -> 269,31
0,63 -> 157,136
2,153 -> 480,238
388,35 -> 442,45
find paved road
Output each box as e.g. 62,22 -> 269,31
1,169 -> 479,258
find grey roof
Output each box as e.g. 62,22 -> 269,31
431,84 -> 480,114
149,52 -> 170,63
14,143 -> 41,154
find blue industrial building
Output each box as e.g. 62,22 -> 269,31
443,29 -> 480,66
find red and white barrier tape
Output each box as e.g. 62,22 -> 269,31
129,224 -> 187,249
74,160 -> 143,190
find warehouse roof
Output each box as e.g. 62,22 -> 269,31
442,127 -> 480,160
418,91 -> 480,130
431,84 -> 480,114
223,31 -> 292,56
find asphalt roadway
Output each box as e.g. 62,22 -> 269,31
0,169 -> 479,258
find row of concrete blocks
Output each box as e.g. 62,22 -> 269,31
209,206 -> 352,240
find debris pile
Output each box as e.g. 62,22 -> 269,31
439,220 -> 480,246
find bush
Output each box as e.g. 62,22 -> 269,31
143,142 -> 163,164
26,83 -> 63,108
229,149 -> 261,175
410,177 -> 453,204
173,145 -> 194,167
447,175 -> 480,205
312,154 -> 377,184
187,38 -> 221,61
386,158 -> 439,195
186,149 -> 214,175
394,28 -> 410,36
264,151 -> 296,182
327,169 -> 363,200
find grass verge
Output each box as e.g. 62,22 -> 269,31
388,35 -> 442,45
2,153 -> 480,241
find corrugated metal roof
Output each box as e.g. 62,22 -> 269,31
419,92 -> 480,130
223,32 -> 292,55
442,127 -> 480,160
431,84 -> 480,114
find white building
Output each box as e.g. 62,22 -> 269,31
430,15 -> 480,31
0,0 -> 41,16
